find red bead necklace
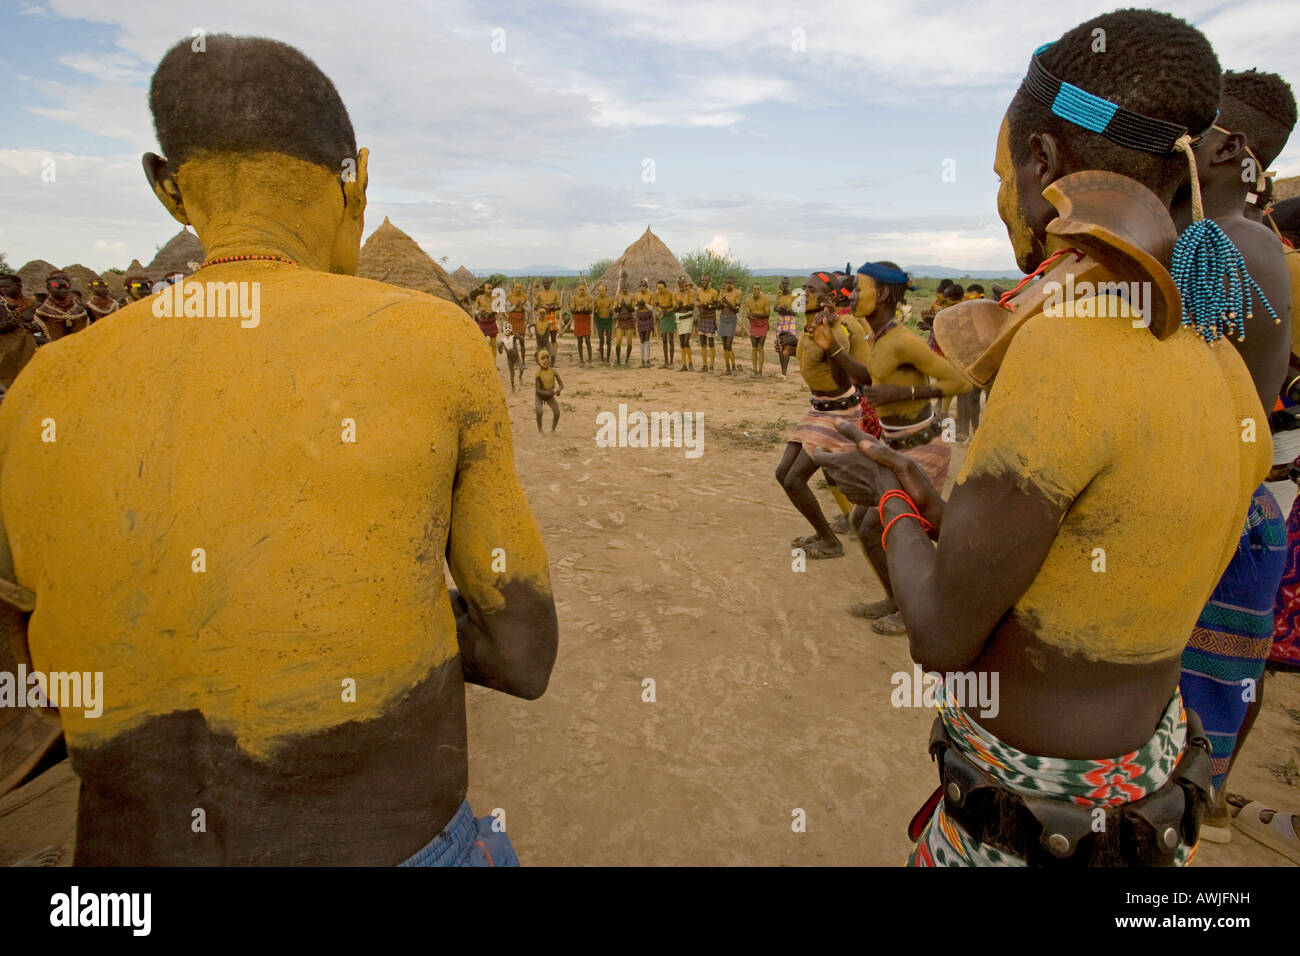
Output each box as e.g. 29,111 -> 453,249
198,254 -> 299,268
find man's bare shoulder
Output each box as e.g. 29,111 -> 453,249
1219,217 -> 1286,265
324,273 -> 478,334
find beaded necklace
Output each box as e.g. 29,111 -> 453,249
199,254 -> 299,268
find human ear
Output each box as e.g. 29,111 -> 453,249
1212,130 -> 1246,167
343,147 -> 369,223
142,152 -> 191,226
1030,132 -> 1064,190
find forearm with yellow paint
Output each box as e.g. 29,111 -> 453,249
446,341 -> 557,699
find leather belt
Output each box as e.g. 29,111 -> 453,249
810,388 -> 861,412
884,419 -> 941,451
927,708 -> 1212,867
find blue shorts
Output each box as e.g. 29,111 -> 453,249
398,800 -> 520,867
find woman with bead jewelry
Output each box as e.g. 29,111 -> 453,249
675,276 -> 696,371
653,279 -> 677,369
717,276 -> 742,375
829,261 -> 970,636
472,280 -> 499,358
772,277 -> 799,379
695,273 -> 720,372
745,282 -> 771,376
774,271 -> 869,561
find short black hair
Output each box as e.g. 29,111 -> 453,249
1006,9 -> 1220,201
967,283 -> 985,295
1220,69 -> 1297,169
947,283 -> 965,298
937,279 -> 954,295
150,34 -> 356,170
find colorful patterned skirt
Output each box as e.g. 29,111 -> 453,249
881,417 -> 951,489
908,686 -> 1195,867
789,388 -> 862,453
475,314 -> 498,337
635,311 -> 655,334
507,311 -> 527,336
1180,485 -> 1288,789
572,311 -> 592,337
749,316 -> 770,338
698,312 -> 717,336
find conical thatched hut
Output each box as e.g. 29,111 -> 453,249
17,259 -> 59,294
123,258 -> 150,279
593,227 -> 688,292
62,263 -> 102,295
1274,176 -> 1300,203
147,229 -> 205,278
358,217 -> 468,311
452,266 -> 479,294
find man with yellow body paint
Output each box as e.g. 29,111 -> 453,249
814,9 -> 1267,867
0,35 -> 557,866
533,277 -> 561,362
506,279 -> 529,365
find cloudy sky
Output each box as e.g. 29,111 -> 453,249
4,0 -> 1299,275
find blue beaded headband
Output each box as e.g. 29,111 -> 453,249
1019,41 -> 1275,345
1024,43 -> 1216,155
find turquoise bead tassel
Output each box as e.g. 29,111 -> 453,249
1172,219 -> 1278,344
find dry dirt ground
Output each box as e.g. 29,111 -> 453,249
3,332 -> 1298,866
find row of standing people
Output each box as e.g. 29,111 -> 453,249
473,274 -> 812,377
0,270 -> 156,398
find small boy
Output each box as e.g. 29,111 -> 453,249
498,336 -> 524,391
535,348 -> 563,433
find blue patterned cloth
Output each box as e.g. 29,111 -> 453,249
1180,485 -> 1288,791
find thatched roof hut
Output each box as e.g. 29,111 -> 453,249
1273,176 -> 1300,203
62,263 -> 102,295
147,229 -> 205,277
452,266 -> 479,294
593,227 -> 688,292
17,259 -> 59,294
122,258 -> 150,279
358,217 -> 468,311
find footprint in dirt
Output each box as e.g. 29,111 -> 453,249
607,511 -> 625,527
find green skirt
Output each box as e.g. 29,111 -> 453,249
595,315 -> 614,332
658,312 -> 677,333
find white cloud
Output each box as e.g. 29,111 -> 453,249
0,149 -> 179,272
16,0 -> 1290,275
705,234 -> 731,257
25,79 -> 155,150
57,50 -> 150,84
